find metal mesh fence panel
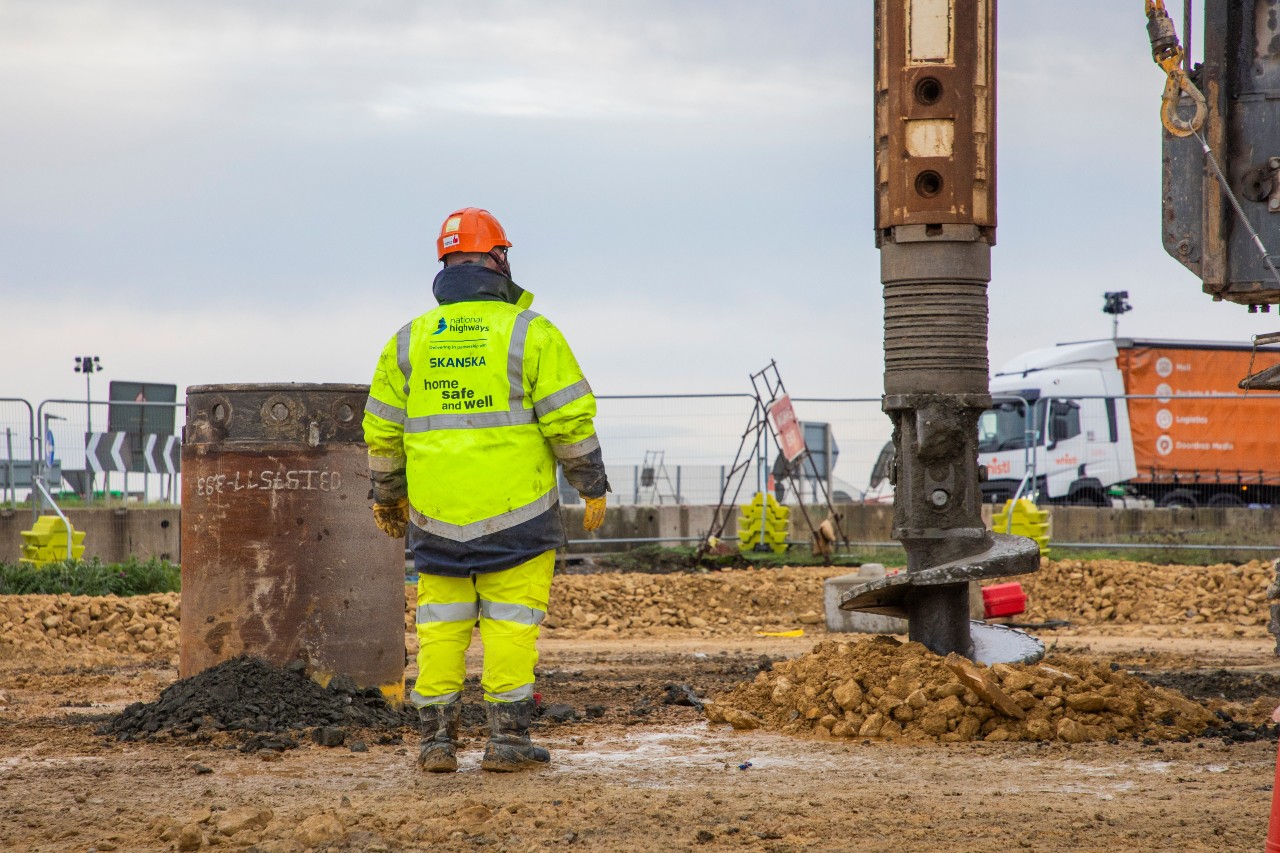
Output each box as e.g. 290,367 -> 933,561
37,398 -> 184,505
0,398 -> 36,510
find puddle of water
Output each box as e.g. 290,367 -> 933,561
0,755 -> 105,773
549,725 -> 875,778
1007,780 -> 1133,801
557,729 -> 723,774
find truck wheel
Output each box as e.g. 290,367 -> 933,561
1159,489 -> 1199,509
1070,490 -> 1109,507
1207,493 -> 1245,508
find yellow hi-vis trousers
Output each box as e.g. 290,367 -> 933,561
410,550 -> 554,707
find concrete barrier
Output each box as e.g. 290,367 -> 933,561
2,502 -> 1277,565
822,563 -> 985,635
0,507 -> 180,564
823,564 -> 908,634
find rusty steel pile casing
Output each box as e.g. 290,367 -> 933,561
843,0 -> 1041,664
180,383 -> 406,703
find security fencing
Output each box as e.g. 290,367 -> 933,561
18,398 -> 185,508
0,398 -> 37,514
0,392 -> 898,511
4,390 -> 1280,514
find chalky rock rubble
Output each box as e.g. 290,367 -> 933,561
705,636 -> 1218,744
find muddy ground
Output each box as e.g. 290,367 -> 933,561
3,568 -> 1280,852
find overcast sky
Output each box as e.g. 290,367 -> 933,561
3,0 -> 1278,413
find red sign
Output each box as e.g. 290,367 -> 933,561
768,395 -> 806,462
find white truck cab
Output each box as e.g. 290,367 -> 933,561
979,340 -> 1137,504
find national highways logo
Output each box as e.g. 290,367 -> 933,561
432,318 -> 447,335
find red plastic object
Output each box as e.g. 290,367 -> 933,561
982,582 -> 1027,619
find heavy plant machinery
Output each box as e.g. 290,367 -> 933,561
840,0 -> 1280,664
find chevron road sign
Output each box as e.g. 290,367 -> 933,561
141,434 -> 180,475
85,432 -> 132,473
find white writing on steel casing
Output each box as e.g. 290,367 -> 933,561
194,469 -> 343,497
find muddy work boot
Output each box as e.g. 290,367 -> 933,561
416,702 -> 461,773
480,699 -> 550,772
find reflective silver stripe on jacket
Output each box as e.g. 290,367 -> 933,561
485,684 -> 534,702
396,322 -> 414,396
364,395 -> 406,426
367,453 -> 406,472
410,689 -> 462,708
551,433 -> 600,460
404,409 -> 539,432
533,378 -> 592,418
479,600 -> 546,626
408,487 -> 559,542
507,310 -> 540,410
416,601 -> 480,624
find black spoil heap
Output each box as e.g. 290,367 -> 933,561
104,655 -> 410,750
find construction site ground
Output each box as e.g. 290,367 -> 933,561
3,559 -> 1280,852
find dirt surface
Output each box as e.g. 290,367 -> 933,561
3,561 -> 1280,851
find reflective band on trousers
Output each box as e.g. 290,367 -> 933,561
364,395 -> 405,426
533,378 -> 592,418
409,487 -> 558,542
479,600 -> 546,626
486,684 -> 534,702
411,689 -> 462,708
396,322 -> 413,396
507,310 -> 540,410
416,601 -> 480,624
404,409 -> 538,432
551,433 -> 600,460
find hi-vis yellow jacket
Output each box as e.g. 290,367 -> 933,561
363,264 -> 608,577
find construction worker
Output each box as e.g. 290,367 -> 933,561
363,207 -> 609,773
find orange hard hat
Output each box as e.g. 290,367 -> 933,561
436,207 -> 512,260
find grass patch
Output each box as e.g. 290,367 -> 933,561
0,556 -> 181,596
1046,546 -> 1274,566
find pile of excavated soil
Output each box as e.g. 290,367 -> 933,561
104,655 -> 409,750
0,557 -> 1274,656
1019,559 -> 1272,631
540,568 -> 835,635
0,593 -> 178,655
704,636 -> 1224,743
543,559 -> 1274,637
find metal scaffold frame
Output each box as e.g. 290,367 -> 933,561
700,361 -> 847,557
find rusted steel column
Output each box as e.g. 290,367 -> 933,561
843,0 -> 1041,663
180,384 -> 406,703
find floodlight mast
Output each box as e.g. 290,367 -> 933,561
841,0 -> 1042,665
73,355 -> 102,498
1103,291 -> 1133,339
